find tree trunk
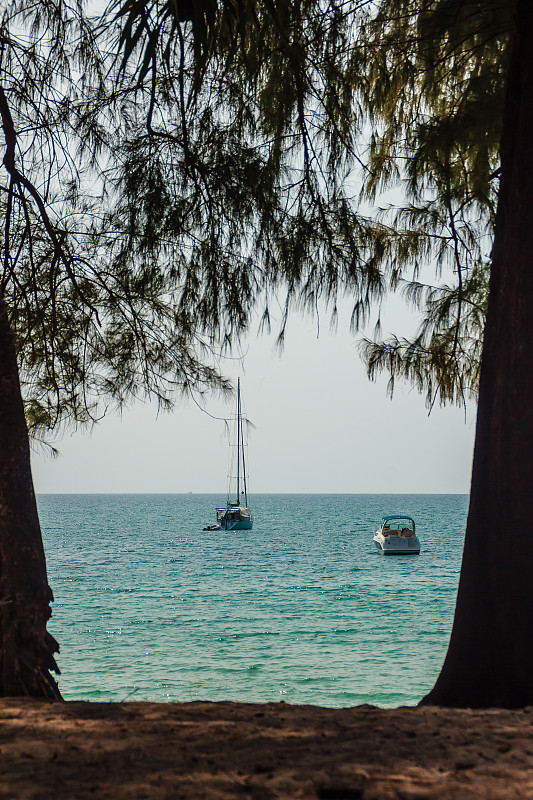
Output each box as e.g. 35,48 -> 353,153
0,294 -> 61,698
421,0 -> 533,708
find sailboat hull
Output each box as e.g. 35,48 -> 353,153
217,505 -> 253,531
222,518 -> 253,531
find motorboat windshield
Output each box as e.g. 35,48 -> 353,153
380,515 -> 415,535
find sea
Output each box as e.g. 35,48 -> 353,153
38,493 -> 469,708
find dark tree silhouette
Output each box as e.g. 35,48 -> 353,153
422,0 -> 533,707
0,294 -> 60,697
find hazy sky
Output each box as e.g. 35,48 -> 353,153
31,299 -> 476,495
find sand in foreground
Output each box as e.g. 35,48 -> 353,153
1,699 -> 532,798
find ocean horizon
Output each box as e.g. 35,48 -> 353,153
38,493 -> 468,707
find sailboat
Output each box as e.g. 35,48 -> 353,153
213,378 -> 253,531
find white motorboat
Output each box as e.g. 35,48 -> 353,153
373,515 -> 420,555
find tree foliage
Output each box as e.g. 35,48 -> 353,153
0,0 -> 233,441
99,0 -> 388,353
105,0 -> 512,409
355,0 -> 511,406
361,260 -> 488,406
1,0 -> 511,431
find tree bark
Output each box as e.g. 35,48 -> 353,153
0,294 -> 61,698
421,0 -> 533,707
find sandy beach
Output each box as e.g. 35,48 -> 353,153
1,699 -> 532,798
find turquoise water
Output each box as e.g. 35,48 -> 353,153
38,493 -> 468,707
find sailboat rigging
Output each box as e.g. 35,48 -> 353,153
205,378 -> 253,531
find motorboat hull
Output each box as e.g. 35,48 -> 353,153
373,532 -> 420,554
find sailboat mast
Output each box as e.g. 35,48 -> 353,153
240,384 -> 247,507
241,419 -> 248,507
236,378 -> 241,504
